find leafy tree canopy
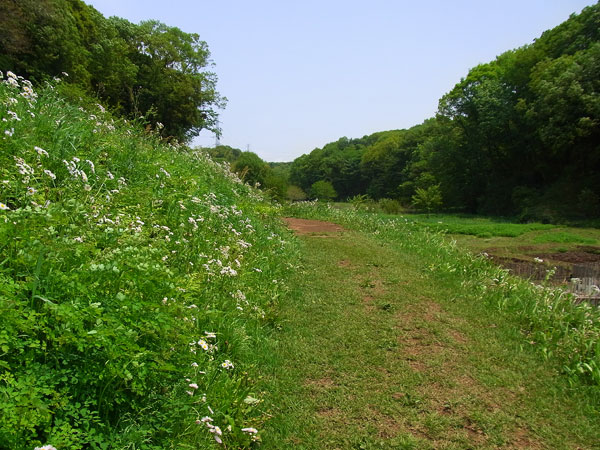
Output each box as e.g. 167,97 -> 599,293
0,0 -> 225,142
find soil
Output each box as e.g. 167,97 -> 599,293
487,245 -> 600,286
282,217 -> 346,235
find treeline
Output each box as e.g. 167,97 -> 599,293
289,3 -> 600,221
204,145 -> 294,202
0,0 -> 224,142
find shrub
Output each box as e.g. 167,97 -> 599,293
378,198 -> 403,215
310,180 -> 337,201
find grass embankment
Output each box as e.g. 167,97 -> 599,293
0,72 -> 296,448
263,203 -> 600,448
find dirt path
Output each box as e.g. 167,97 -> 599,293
261,220 -> 598,449
281,217 -> 346,235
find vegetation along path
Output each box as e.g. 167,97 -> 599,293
262,218 -> 599,449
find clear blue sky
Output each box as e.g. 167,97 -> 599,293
85,0 -> 595,162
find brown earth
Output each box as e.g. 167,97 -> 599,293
282,217 -> 346,235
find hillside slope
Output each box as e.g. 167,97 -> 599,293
0,71 -> 295,449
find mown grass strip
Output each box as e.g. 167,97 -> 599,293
262,211 -> 600,448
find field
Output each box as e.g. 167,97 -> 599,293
262,204 -> 600,448
3,72 -> 600,449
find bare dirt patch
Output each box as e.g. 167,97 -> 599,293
282,217 -> 346,235
305,376 -> 335,387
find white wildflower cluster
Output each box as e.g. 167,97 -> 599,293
197,416 -> 224,444
220,360 -> 234,370
189,331 -> 218,355
3,70 -> 20,89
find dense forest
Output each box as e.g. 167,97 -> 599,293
289,3 -> 600,221
0,0 -> 224,142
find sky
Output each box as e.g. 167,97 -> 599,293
85,0 -> 595,162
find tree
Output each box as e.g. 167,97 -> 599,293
311,180 -> 337,201
232,152 -> 269,186
0,0 -> 225,143
286,185 -> 307,202
411,185 -> 443,215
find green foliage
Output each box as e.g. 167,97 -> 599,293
288,3 -> 600,220
0,74 -> 295,448
533,231 -> 597,245
310,180 -> 337,201
286,185 -> 307,202
348,194 -> 374,211
411,185 -> 442,214
0,0 -> 224,142
377,198 -> 403,215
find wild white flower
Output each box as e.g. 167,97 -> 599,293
14,157 -> 34,175
74,237 -> 84,243
220,360 -> 234,370
44,169 -> 56,180
159,167 -> 171,178
7,111 -> 20,121
35,146 -> 48,157
0,202 -> 9,210
27,187 -> 37,196
205,331 -> 216,339
209,426 -> 223,444
220,266 -> 237,276
34,446 -> 57,450
189,383 -> 199,390
191,362 -> 199,367
198,339 -> 209,351
107,171 -> 115,180
242,427 -> 258,434
4,128 -> 14,137
533,257 -> 543,263
6,77 -> 19,88
86,160 -> 95,173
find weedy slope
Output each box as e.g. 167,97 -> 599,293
0,71 -> 296,449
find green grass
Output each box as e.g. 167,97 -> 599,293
383,212 -> 600,263
0,73 -> 296,448
401,213 -> 556,237
263,206 -> 600,448
533,231 -> 597,245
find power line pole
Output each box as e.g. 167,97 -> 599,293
215,120 -> 221,147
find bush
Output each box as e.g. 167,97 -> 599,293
286,185 -> 307,202
377,198 -> 403,214
310,180 -> 337,201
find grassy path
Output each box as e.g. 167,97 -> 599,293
261,224 -> 599,449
